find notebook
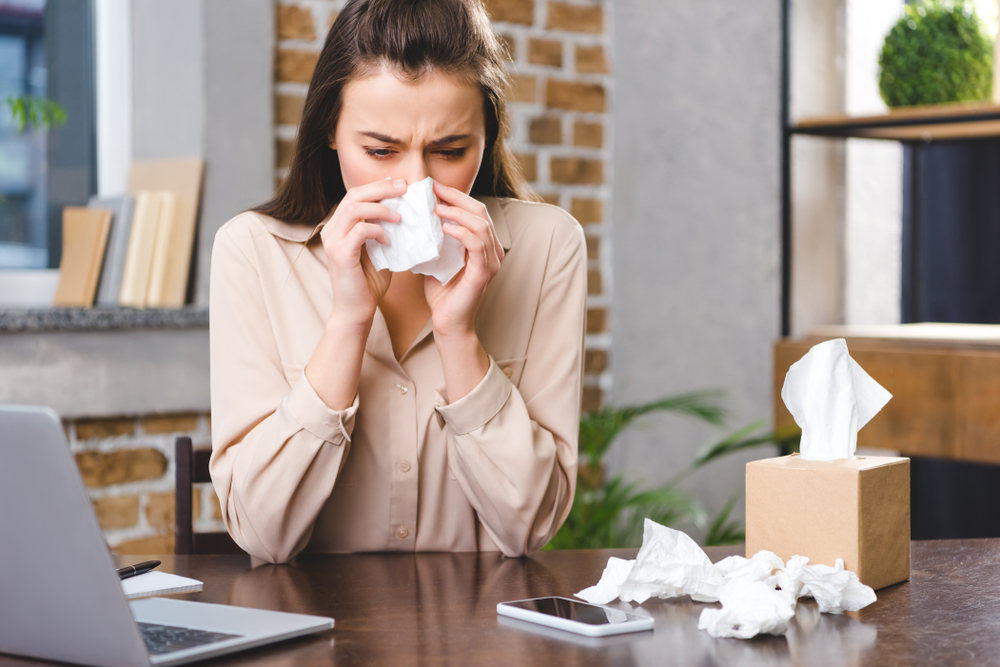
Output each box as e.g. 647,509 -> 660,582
122,571 -> 204,600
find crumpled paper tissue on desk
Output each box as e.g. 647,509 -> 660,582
364,177 -> 466,284
575,519 -> 875,639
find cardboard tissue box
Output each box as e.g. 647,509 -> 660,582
754,337 -> 911,591
746,453 -> 910,591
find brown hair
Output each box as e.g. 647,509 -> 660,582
255,0 -> 535,225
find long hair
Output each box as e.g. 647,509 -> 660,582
255,0 -> 535,225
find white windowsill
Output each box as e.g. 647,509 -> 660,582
0,270 -> 60,307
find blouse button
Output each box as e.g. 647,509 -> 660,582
396,383 -> 409,395
396,526 -> 409,539
502,366 -> 513,378
399,460 -> 411,472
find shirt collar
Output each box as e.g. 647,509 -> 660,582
261,196 -> 512,250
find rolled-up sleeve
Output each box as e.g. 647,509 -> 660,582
209,220 -> 357,563
434,217 -> 586,557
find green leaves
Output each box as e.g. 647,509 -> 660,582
3,95 -> 67,133
879,1 -> 993,107
547,390 -> 787,550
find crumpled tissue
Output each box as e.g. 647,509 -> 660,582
575,519 -> 877,639
698,580 -> 796,639
781,338 -> 892,460
364,177 -> 466,284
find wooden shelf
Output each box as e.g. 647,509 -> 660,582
793,102 -> 1000,141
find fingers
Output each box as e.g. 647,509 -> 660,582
442,219 -> 497,282
347,178 -> 407,205
433,181 -> 503,262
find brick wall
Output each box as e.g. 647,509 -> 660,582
67,413 -> 224,554
274,0 -> 614,411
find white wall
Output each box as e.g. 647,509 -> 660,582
611,0 -> 781,533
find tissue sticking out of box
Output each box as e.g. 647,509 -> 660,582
575,519 -> 876,639
781,338 -> 892,461
364,177 -> 466,284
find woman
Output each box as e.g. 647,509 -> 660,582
209,0 -> 586,563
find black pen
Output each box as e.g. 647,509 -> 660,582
117,560 -> 161,580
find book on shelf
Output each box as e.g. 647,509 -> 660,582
127,158 -> 205,308
119,190 -> 171,308
53,207 -> 113,308
88,194 -> 136,307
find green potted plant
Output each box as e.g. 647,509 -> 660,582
878,0 -> 994,108
545,391 -> 800,550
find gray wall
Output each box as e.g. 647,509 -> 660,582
611,1 -> 781,530
132,0 -> 275,306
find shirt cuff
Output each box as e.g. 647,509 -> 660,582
434,358 -> 512,436
284,372 -> 359,445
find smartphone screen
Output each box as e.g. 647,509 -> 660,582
501,597 -> 636,625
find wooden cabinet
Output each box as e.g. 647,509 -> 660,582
774,325 -> 1000,465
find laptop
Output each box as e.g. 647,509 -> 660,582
0,405 -> 334,666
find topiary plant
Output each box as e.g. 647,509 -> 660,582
878,0 -> 993,108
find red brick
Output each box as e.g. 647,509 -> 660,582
571,197 -> 603,223
575,44 -> 609,73
140,413 -> 199,435
515,152 -> 538,182
75,417 -> 135,440
551,157 -> 603,184
276,94 -> 305,125
582,386 -> 604,412
146,492 -> 175,528
509,74 -> 537,102
546,80 -> 606,112
276,4 -> 316,41
547,3 -> 603,33
276,49 -> 318,84
277,137 -> 296,169
529,116 -> 562,145
573,120 -> 603,148
585,349 -> 608,374
586,307 -> 607,333
484,0 -> 534,24
538,192 -> 561,206
585,234 -> 600,260
499,33 -> 516,61
92,496 -> 140,530
113,533 -> 174,555
529,38 -> 563,67
587,269 -> 603,295
75,448 -> 168,488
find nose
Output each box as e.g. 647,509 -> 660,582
400,153 -> 430,185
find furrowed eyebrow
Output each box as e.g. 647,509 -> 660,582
357,131 -> 471,146
428,134 -> 471,146
359,131 -> 402,144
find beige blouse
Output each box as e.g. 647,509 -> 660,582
209,197 -> 586,563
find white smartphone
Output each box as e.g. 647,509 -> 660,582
496,596 -> 654,637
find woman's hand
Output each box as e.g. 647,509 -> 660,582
320,179 -> 404,327
425,181 -> 504,337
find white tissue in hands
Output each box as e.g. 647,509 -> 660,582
364,177 -> 466,284
617,519 -> 725,604
698,580 -> 796,639
781,338 -> 892,460
575,557 -> 635,605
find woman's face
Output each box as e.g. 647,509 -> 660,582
331,67 -> 487,194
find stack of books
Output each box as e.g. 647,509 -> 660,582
52,158 -> 205,309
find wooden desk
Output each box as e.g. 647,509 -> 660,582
775,324 -> 1000,464
5,542 -> 1000,666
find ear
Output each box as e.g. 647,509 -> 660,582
328,130 -> 337,151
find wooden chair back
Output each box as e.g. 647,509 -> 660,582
174,436 -> 243,554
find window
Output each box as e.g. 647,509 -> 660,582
0,0 -> 96,272
0,0 -> 47,268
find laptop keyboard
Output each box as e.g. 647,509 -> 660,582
138,622 -> 243,655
